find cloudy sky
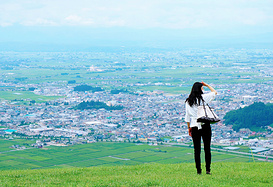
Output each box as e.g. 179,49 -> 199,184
0,0 -> 272,50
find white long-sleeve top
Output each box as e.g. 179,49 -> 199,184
185,92 -> 216,129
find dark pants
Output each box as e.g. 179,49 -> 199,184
192,122 -> 212,173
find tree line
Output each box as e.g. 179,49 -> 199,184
74,85 -> 103,92
74,101 -> 123,111
224,102 -> 273,131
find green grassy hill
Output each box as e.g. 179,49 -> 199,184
0,162 -> 272,186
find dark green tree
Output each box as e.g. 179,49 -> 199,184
224,102 -> 273,131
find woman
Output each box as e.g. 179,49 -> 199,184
185,81 -> 217,175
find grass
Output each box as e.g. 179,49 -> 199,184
0,162 -> 272,186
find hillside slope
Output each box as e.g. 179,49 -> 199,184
0,162 -> 272,186
224,102 -> 273,131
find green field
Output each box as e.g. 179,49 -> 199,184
0,91 -> 61,104
0,138 -> 35,152
0,162 -> 272,186
0,141 -> 262,171
2,50 -> 273,95
2,65 -> 272,94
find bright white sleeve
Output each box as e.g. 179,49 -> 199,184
202,92 -> 216,103
185,102 -> 190,122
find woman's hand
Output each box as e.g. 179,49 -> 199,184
202,81 -> 217,95
201,81 -> 208,87
188,128 -> 192,137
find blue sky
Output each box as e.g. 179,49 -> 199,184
0,0 -> 273,50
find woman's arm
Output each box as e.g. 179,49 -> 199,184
187,122 -> 192,137
202,81 -> 217,95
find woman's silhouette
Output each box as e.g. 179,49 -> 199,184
185,81 -> 217,174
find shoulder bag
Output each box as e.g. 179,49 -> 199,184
197,98 -> 220,124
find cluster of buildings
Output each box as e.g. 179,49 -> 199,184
0,49 -> 273,156
0,81 -> 273,155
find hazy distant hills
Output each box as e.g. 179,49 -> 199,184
1,41 -> 273,52
1,27 -> 273,52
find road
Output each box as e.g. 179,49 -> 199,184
165,142 -> 273,161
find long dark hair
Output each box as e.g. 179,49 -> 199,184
186,82 -> 203,107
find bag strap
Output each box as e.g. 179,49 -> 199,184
201,97 -> 217,119
200,98 -> 208,117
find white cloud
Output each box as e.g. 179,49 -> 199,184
64,15 -> 94,25
65,15 -> 82,22
21,18 -> 57,26
0,22 -> 13,27
0,0 -> 272,29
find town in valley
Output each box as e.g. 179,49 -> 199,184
0,48 -> 273,158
